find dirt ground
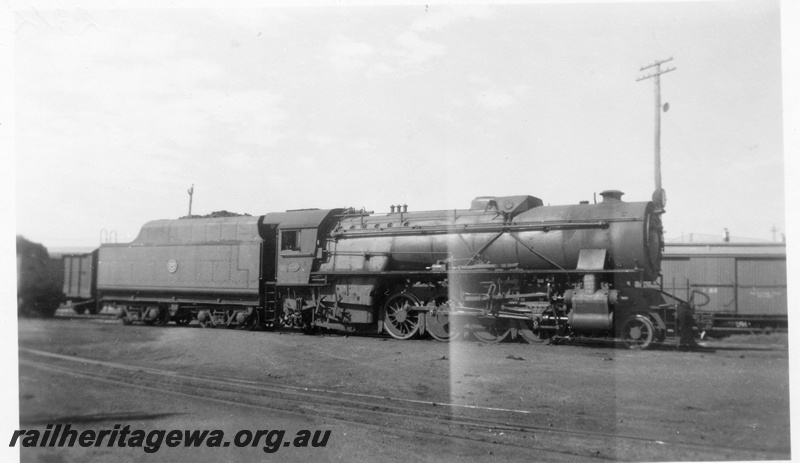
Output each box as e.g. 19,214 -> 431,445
14,315 -> 792,462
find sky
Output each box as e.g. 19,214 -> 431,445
6,0 -> 790,249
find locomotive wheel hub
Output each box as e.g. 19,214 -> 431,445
394,306 -> 408,323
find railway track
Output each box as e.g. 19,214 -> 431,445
18,348 -> 783,461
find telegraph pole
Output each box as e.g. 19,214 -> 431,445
637,57 -> 676,211
187,184 -> 194,217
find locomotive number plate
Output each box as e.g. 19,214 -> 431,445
167,259 -> 178,273
287,262 -> 301,272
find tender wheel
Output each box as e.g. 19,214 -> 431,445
198,310 -> 215,328
471,317 -> 512,343
140,306 -> 164,326
117,307 -> 133,325
155,305 -> 171,326
620,314 -> 655,350
383,293 -> 421,340
236,310 -> 260,331
425,297 -> 461,342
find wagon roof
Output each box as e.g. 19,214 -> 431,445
663,243 -> 786,257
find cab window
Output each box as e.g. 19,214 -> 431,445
281,230 -> 299,251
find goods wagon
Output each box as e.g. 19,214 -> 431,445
62,251 -> 99,314
657,243 -> 787,331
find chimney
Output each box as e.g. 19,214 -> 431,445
723,228 -> 730,243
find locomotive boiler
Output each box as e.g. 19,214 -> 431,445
87,190 -> 693,349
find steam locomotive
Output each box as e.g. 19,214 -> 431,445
64,190 -> 695,349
